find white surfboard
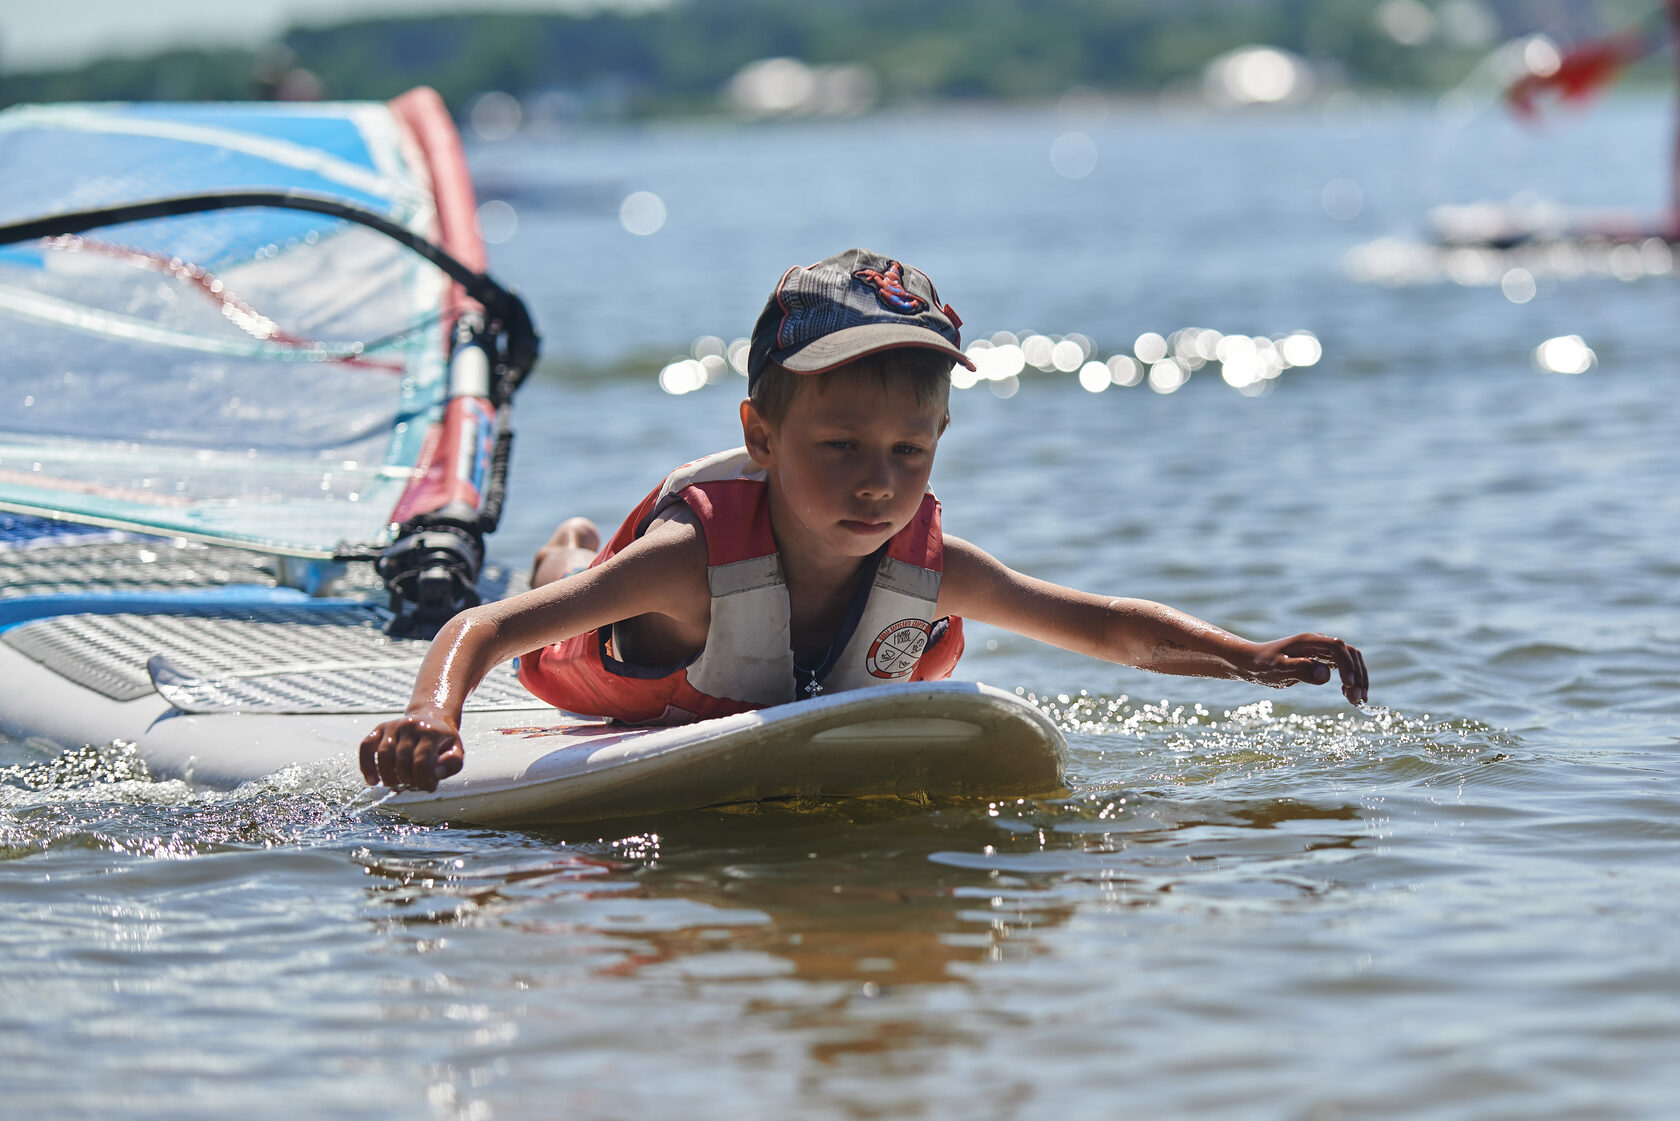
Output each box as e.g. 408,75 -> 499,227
384,680 -> 1067,823
0,605 -> 1068,824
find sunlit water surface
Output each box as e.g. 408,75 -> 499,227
4,98 -> 1679,1119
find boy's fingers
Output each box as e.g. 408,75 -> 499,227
435,742 -> 465,784
1271,656 -> 1329,686
1279,635 -> 1368,703
358,727 -> 382,785
361,715 -> 463,792
1295,660 -> 1331,685
374,731 -> 395,788
1321,639 -> 1367,704
413,733 -> 462,792
1344,646 -> 1369,704
408,736 -> 439,792
370,727 -> 396,788
387,725 -> 419,789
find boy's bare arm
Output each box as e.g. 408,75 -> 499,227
937,536 -> 1367,704
359,518 -> 709,791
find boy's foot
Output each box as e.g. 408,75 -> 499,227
531,517 -> 601,587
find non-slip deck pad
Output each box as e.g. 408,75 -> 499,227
0,533 -> 516,602
3,605 -> 539,712
0,539 -> 277,599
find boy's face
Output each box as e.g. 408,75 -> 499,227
742,365 -> 946,563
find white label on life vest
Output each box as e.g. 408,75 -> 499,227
866,619 -> 931,679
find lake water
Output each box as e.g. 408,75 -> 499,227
4,94 -> 1680,1119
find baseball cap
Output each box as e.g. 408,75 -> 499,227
746,248 -> 977,392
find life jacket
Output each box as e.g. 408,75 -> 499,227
516,447 -> 963,724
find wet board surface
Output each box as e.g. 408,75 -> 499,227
0,606 -> 1067,824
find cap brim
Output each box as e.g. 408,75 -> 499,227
778,324 -> 977,375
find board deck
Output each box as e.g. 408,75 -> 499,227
0,603 -> 1068,824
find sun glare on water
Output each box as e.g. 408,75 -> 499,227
655,326 -> 1324,397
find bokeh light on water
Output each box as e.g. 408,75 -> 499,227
1049,131 -> 1098,180
1202,45 -> 1313,107
658,326 -> 1323,397
619,190 -> 668,236
1532,334 -> 1596,375
466,90 -> 522,142
1500,266 -> 1536,303
475,199 -> 518,246
724,57 -> 878,118
1321,177 -> 1364,221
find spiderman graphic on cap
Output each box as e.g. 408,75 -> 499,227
854,261 -> 928,315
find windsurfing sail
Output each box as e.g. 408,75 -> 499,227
0,88 -> 533,574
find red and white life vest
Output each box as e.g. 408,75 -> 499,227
517,447 -> 963,724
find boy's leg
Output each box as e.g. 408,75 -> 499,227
530,517 -> 601,587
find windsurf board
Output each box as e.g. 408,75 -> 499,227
0,603 -> 1067,824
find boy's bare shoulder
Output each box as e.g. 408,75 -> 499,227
937,533 -> 1095,629
937,533 -> 1018,612
593,502 -> 710,616
497,502 -> 708,634
941,533 -> 1008,579
611,502 -> 706,574
645,501 -> 703,538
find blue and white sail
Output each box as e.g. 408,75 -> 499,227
0,91 -> 492,559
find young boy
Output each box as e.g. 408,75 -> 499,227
361,249 -> 1367,792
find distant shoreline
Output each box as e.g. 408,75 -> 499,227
5,3 -> 1664,117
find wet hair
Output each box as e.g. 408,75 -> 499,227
750,348 -> 953,428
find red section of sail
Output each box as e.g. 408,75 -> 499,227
388,85 -> 486,294
385,87 -> 495,528
387,395 -> 495,524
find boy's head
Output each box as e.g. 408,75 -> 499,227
746,249 -> 975,423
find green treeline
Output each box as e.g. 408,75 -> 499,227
0,0 -> 1641,114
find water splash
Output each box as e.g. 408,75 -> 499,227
1025,689 -> 1514,771
0,739 -> 443,862
0,739 -> 154,792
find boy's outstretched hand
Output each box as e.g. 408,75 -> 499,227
1245,633 -> 1367,705
359,705 -> 465,791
